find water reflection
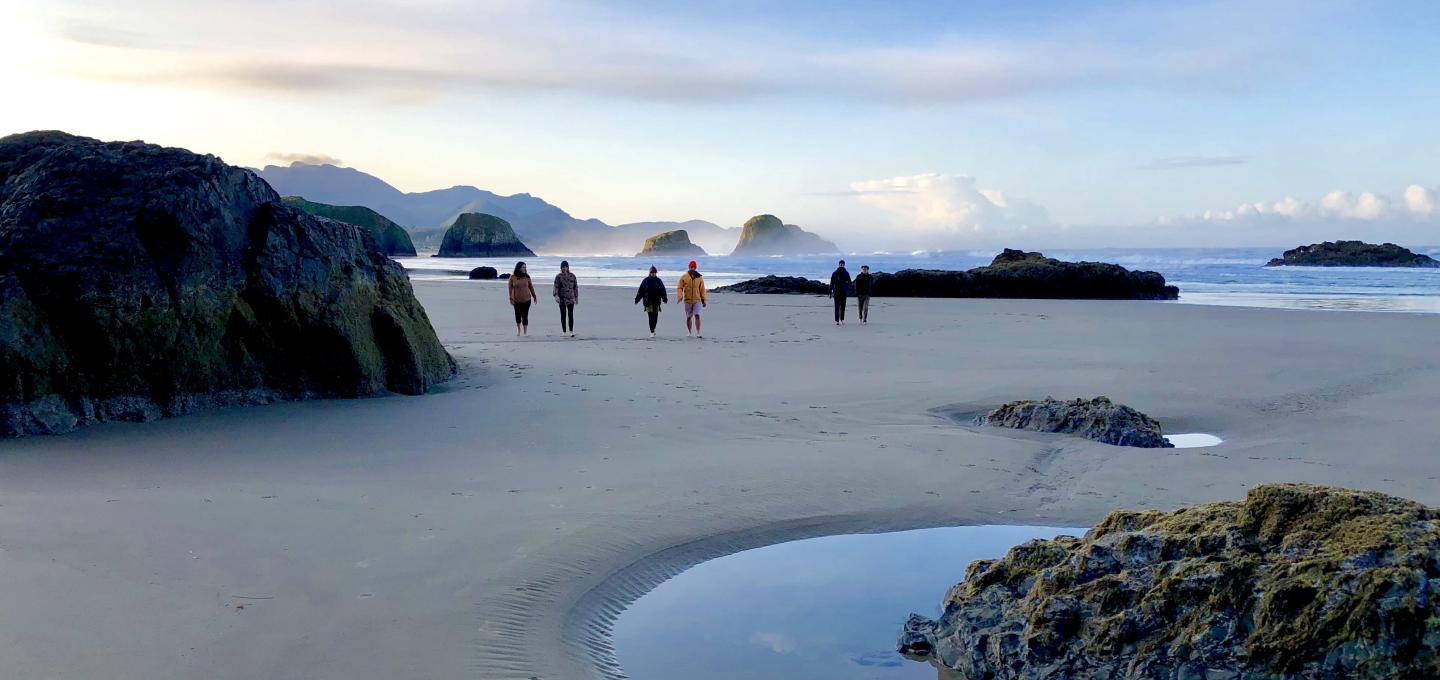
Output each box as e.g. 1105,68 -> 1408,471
613,525 -> 1084,680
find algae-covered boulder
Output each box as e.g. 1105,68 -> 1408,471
714,275 -> 829,295
468,266 -> 498,280
436,213 -> 535,257
729,214 -> 839,256
899,483 -> 1440,679
1265,240 -> 1439,267
0,131 -> 454,437
280,196 -> 416,256
637,229 -> 706,257
980,396 -> 1173,448
872,249 -> 1179,300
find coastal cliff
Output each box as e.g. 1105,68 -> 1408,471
729,214 -> 839,256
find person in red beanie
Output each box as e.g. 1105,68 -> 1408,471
676,260 -> 707,337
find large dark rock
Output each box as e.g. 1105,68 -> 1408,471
280,196 -> 416,256
1265,240 -> 1439,267
872,249 -> 1179,300
979,396 -> 1173,448
637,229 -> 706,257
0,131 -> 455,437
435,213 -> 535,257
468,266 -> 498,280
900,484 -> 1440,679
714,275 -> 829,295
729,214 -> 839,256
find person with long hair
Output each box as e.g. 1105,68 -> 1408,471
553,260 -> 579,337
508,261 -> 537,336
634,266 -> 668,338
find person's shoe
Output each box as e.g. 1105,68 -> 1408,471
651,331 -> 656,338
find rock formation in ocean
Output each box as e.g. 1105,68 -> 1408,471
714,275 -> 830,295
280,196 -> 417,256
435,213 -> 536,257
0,131 -> 455,437
468,266 -> 498,280
899,483 -> 1440,679
1265,240 -> 1439,267
729,214 -> 840,256
636,229 -> 707,257
872,249 -> 1179,300
979,396 -> 1173,448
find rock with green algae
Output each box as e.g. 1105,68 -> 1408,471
0,131 -> 455,437
280,196 -> 416,256
898,483 -> 1440,679
1265,241 -> 1439,268
980,396 -> 1173,448
436,213 -> 535,257
728,214 -> 839,256
636,229 -> 706,257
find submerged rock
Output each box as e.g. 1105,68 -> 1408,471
468,266 -> 498,280
1265,240 -> 1439,267
900,483 -> 1440,679
280,196 -> 417,256
436,213 -> 535,257
714,275 -> 829,295
980,396 -> 1172,448
872,249 -> 1179,300
729,214 -> 839,256
637,229 -> 707,257
0,131 -> 455,437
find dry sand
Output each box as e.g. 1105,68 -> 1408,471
1,280 -> 1438,679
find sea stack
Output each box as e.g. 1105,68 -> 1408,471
729,214 -> 839,256
0,131 -> 455,437
1265,240 -> 1439,267
281,196 -> 417,256
870,249 -> 1179,300
436,213 -> 536,257
636,229 -> 707,257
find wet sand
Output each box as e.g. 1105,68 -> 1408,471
1,280 -> 1438,679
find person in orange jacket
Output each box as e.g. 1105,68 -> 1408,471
676,260 -> 707,338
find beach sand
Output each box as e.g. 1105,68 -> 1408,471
1,281 -> 1437,679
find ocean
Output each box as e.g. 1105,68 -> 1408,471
396,247 -> 1440,314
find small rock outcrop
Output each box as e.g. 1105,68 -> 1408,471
0,131 -> 455,437
637,229 -> 706,257
872,249 -> 1179,300
729,214 -> 839,256
468,266 -> 498,280
436,213 -> 535,257
979,397 -> 1172,448
714,275 -> 829,295
280,196 -> 417,256
1265,240 -> 1439,267
900,483 -> 1440,679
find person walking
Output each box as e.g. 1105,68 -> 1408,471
553,260 -> 579,337
829,259 -> 852,326
508,261 -> 537,336
677,260 -> 707,338
634,266 -> 668,338
854,264 -> 874,323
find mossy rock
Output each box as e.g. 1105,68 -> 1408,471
729,214 -> 839,256
280,196 -> 416,256
436,213 -> 535,257
637,229 -> 706,257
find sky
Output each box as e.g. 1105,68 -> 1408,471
2,0 -> 1439,251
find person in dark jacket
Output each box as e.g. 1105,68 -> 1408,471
634,266 -> 668,338
829,259 -> 852,326
553,260 -> 579,337
853,264 -> 874,323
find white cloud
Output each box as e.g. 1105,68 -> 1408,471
749,631 -> 796,654
265,152 -> 343,166
1176,185 -> 1438,224
836,173 -> 1053,250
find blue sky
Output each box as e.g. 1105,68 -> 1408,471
2,0 -> 1438,249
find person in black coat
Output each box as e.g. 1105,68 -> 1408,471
634,266 -> 669,337
829,259 -> 852,326
853,264 -> 874,323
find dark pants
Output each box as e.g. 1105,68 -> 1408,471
513,301 -> 531,326
857,296 -> 870,321
833,296 -> 847,322
647,311 -> 659,333
559,303 -> 574,332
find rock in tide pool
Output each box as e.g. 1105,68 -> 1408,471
872,249 -> 1179,300
899,483 -> 1440,680
1265,240 -> 1439,268
0,131 -> 455,437
980,396 -> 1172,448
436,213 -> 536,257
714,275 -> 829,295
468,266 -> 498,280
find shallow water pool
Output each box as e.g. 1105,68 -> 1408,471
613,525 -> 1085,680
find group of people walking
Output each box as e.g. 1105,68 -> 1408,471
504,258 -> 872,336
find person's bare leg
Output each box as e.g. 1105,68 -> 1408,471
695,315 -> 702,338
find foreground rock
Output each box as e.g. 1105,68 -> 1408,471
280,196 -> 417,256
729,214 -> 839,256
637,229 -> 706,257
436,213 -> 536,257
0,131 -> 455,437
873,249 -> 1179,299
980,396 -> 1172,448
900,483 -> 1440,679
468,266 -> 498,280
714,275 -> 829,295
1265,240 -> 1439,267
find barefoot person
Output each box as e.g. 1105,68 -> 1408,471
829,259 -> 852,326
854,264 -> 874,323
677,260 -> 707,338
634,266 -> 668,338
508,261 -> 537,336
553,260 -> 579,337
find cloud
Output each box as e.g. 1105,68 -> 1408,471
839,173 -> 1053,249
1144,155 -> 1249,170
265,152 -> 343,166
1143,183 -> 1440,246
1170,185 -> 1440,224
750,632 -> 796,654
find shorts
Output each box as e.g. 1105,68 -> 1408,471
685,302 -> 703,318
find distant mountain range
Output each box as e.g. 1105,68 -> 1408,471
255,163 -> 743,255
